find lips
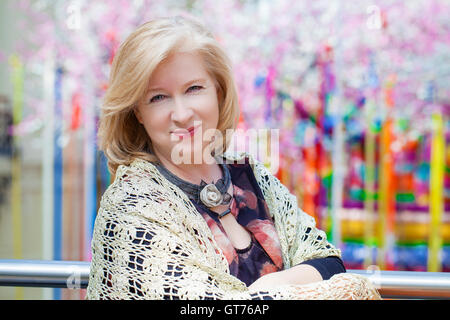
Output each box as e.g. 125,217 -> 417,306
171,126 -> 197,138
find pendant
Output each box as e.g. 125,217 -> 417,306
199,184 -> 224,208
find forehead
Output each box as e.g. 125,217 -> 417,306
147,52 -> 213,90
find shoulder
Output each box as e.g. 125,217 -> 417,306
99,158 -> 184,221
101,159 -> 158,201
223,151 -> 278,185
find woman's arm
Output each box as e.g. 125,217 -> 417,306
248,256 -> 346,291
248,264 -> 323,291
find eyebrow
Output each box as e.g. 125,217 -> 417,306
147,78 -> 207,93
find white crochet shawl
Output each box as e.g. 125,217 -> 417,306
86,152 -> 381,299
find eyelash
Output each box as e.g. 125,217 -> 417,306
149,85 -> 204,104
188,85 -> 203,92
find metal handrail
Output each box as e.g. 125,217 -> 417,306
0,259 -> 89,289
0,259 -> 449,299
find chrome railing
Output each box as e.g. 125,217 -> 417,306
0,259 -> 89,289
0,259 -> 449,299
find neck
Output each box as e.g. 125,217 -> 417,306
157,153 -> 222,185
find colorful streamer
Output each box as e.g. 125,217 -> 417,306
377,75 -> 397,271
363,55 -> 380,268
41,56 -> 55,300
83,86 -> 97,264
53,66 -> 64,300
428,111 -> 445,272
9,54 -> 24,300
363,99 -> 378,268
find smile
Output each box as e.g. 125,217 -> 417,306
171,126 -> 198,139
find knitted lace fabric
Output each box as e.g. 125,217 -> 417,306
86,152 -> 381,300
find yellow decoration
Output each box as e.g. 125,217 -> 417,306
428,112 -> 445,272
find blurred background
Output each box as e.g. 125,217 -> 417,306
0,0 -> 449,300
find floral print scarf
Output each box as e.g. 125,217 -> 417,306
191,158 -> 284,286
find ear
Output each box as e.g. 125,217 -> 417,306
133,107 -> 143,124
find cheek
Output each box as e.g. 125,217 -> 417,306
140,109 -> 170,138
198,92 -> 220,124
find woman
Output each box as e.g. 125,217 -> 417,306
86,16 -> 381,300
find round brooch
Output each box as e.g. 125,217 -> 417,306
199,182 -> 232,208
200,184 -> 223,207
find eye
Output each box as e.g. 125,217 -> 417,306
187,85 -> 203,93
149,94 -> 166,104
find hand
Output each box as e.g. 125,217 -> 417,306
248,264 -> 323,292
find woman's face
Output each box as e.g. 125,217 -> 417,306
135,51 -> 220,165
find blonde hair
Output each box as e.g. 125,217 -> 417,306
98,16 -> 240,175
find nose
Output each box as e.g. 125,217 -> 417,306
170,96 -> 194,125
